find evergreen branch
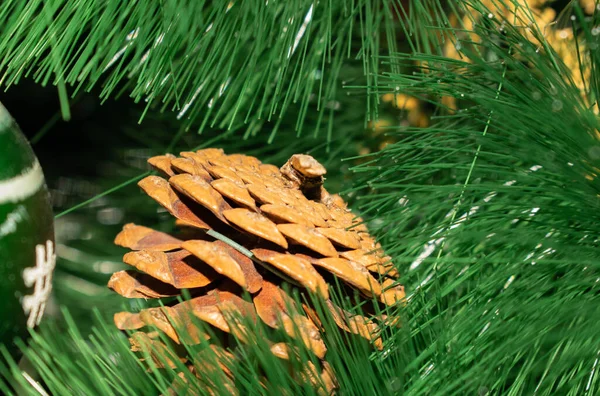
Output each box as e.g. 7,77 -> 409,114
0,0 -> 402,138
0,291 -> 405,395
351,1 -> 600,393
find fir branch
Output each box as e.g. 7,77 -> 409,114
0,0 -> 402,138
352,1 -> 600,393
0,291 -> 405,395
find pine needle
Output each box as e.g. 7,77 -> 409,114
351,1 -> 600,393
0,0 -> 401,138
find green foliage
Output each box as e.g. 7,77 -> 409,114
0,289 -> 406,395
0,0 -> 398,137
352,1 -> 600,394
1,0 -> 600,394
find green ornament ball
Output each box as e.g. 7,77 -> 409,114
0,103 -> 55,360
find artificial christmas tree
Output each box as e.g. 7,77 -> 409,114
0,103 -> 55,360
108,149 -> 404,394
1,0 -> 598,394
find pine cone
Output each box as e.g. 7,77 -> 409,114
109,149 -> 404,394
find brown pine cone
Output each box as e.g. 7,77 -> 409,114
109,149 -> 404,394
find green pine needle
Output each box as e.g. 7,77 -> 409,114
350,2 -> 600,393
0,0 -> 401,138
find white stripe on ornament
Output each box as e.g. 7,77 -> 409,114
0,102 -> 12,129
0,160 -> 45,204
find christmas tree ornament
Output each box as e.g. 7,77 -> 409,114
0,102 -> 55,360
109,149 -> 404,394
